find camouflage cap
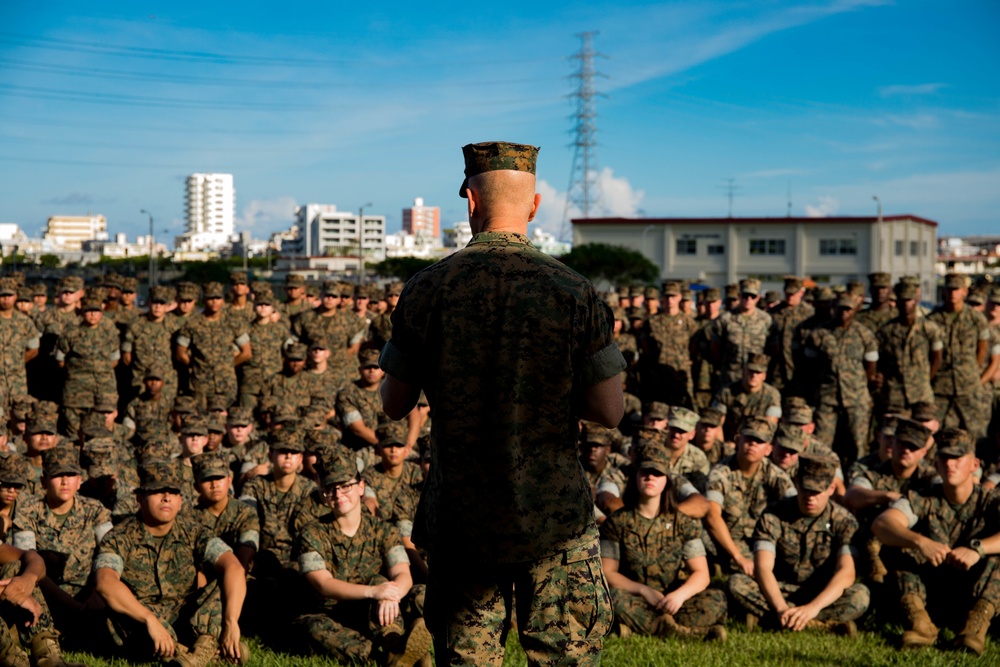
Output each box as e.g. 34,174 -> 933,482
644,401 -> 670,421
581,428 -> 611,447
81,437 -> 119,478
254,289 -> 275,306
834,293 -> 856,310
739,278 -> 761,296
180,415 -> 209,436
80,296 -> 103,312
868,272 -> 892,288
230,270 -> 248,285
285,342 -> 308,361
385,281 -> 405,297
308,334 -> 331,350
633,425 -> 668,452
661,280 -> 682,296
784,403 -> 813,426
668,406 -> 699,433
0,278 -> 17,296
15,286 -> 32,302
176,282 -> 201,301
319,446 -> 359,488
101,274 -> 122,290
80,412 -> 113,438
136,459 -> 185,493
25,417 -> 57,436
944,273 -> 968,289
625,306 -> 645,321
191,452 -> 230,482
93,393 -> 118,413
206,414 -> 226,434
120,277 -> 138,293
358,348 -> 381,368
226,406 -> 254,427
32,400 -> 58,418
206,394 -> 230,413
644,286 -> 659,300
783,276 -> 804,293
285,273 -> 306,287
702,288 -> 721,303
9,396 -> 35,421
144,363 -> 169,381
354,284 -> 373,300
31,283 -> 48,298
322,280 -> 340,296
763,290 -> 781,306
966,288 -> 987,306
773,423 -> 807,454
305,284 -> 319,298
989,286 -> 1000,304
42,445 -> 82,477
337,281 -> 355,298
724,283 -> 739,299
894,418 -> 932,450
459,141 -> 539,197
741,416 -> 775,443
746,353 -> 770,373
376,422 -> 408,448
57,276 -> 84,293
796,453 -> 838,492
637,443 -> 672,475
136,438 -> 180,464
846,280 -> 866,297
0,454 -> 29,486
911,401 -> 938,423
879,413 -> 902,436
149,285 -> 175,303
626,285 -> 643,298
813,287 -> 835,302
270,427 -> 304,452
203,282 -> 224,299
305,429 -> 341,455
172,395 -> 199,415
935,427 -> 974,457
894,281 -> 918,300
698,407 -> 725,428
610,306 -> 627,323
681,288 -> 694,302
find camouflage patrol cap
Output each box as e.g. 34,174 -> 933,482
270,427 -> 304,452
739,278 -> 761,296
149,285 -> 174,303
308,334 -> 330,350
702,288 -> 721,303
376,422 -> 408,448
784,402 -> 813,426
813,287 -> 835,302
191,452 -> 230,482
271,404 -> 299,425
633,425 -> 668,452
868,272 -> 892,288
319,446 -> 359,488
9,396 -> 34,421
25,417 -> 57,436
741,416 -> 775,443
337,281 -> 355,298
724,284 -> 739,299
32,400 -> 58,418
763,290 -> 781,306
203,282 -> 224,299
644,286 -> 659,300
230,271 -> 248,285
644,402 -> 670,421
698,407 -> 725,428
661,280 -> 682,296
385,281 -> 405,297
966,288 -> 987,307
6,272 -> 24,287
93,393 -> 118,413
354,284 -> 373,300
796,453 -> 838,492
305,429 -> 341,455
581,423 -> 612,447
31,283 -> 48,298
305,283 -> 319,298
253,289 -> 275,306
935,428 -> 974,457
180,415 -> 209,436
16,286 -> 32,302
120,277 -> 138,293
879,413 -> 902,436
681,288 -> 694,302
226,406 -> 253,427
172,395 -> 199,416
610,306 -> 627,323
358,348 -> 380,368
285,273 -> 306,287
625,306 -> 645,321
101,274 -> 122,290
627,285 -> 643,298
894,281 -> 918,300
284,342 -> 308,361
144,363 -> 169,381
746,353 -> 770,373
206,414 -> 226,434
0,454 -> 29,486
79,296 -> 103,312
773,423 -> 807,454
322,280 -> 339,296
136,438 -> 180,464
176,282 -> 200,301
894,418 -> 932,450
459,141 -> 539,198
42,445 -> 82,477
81,437 -> 119,478
637,443 -> 671,476
136,459 -> 185,493
668,406 -> 699,433
910,401 -> 938,423
0,278 -> 17,296
783,276 -> 804,293
944,273 -> 968,289
989,286 -> 1000,304
835,293 -> 856,309
846,280 -> 866,297
57,276 -> 84,293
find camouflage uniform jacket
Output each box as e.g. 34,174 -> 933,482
989,323 -> 1000,399
753,497 -> 858,585
367,311 -> 394,353
239,473 -> 318,567
706,456 -> 796,541
855,306 -> 898,334
599,505 -> 705,593
224,301 -> 255,325
293,310 -> 366,389
927,306 -> 991,397
646,312 -> 697,370
123,316 -> 180,392
614,332 -> 638,366
79,478 -> 138,525
295,512 -> 409,611
262,371 -> 324,413
585,463 -> 626,499
241,319 -> 292,395
711,380 -> 782,442
304,367 -> 343,406
804,320 -> 878,407
712,308 -> 774,386
192,497 -> 260,551
335,381 -> 385,450
55,323 -> 121,408
94,512 -> 232,607
175,312 -> 250,398
890,484 -> 1000,548
767,301 -> 814,389
702,439 -> 735,467
667,445 -> 711,479
876,315 -> 943,407
124,392 -> 173,436
692,317 -> 717,394
0,311 -> 41,404
11,495 -> 113,594
38,307 -> 79,338
381,231 -> 626,562
362,462 -> 423,516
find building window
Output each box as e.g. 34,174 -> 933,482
819,239 -> 857,256
749,239 -> 786,255
676,239 -> 696,255
910,241 -> 918,256
707,244 -> 725,255
895,240 -> 904,256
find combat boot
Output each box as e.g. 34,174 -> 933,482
866,539 -> 887,584
168,635 -> 217,667
653,614 -> 726,641
804,619 -> 857,638
28,631 -> 84,667
900,593 -> 938,648
954,599 -> 996,656
385,618 -> 432,667
0,623 -> 28,667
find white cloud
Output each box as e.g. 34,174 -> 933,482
879,83 -> 947,97
532,168 -> 645,238
882,114 -> 939,130
804,196 -> 840,218
236,196 -> 298,234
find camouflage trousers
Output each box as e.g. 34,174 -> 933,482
935,391 -> 990,440
190,373 -> 238,414
704,534 -> 752,575
891,552 -> 1000,620
295,577 -> 425,664
727,573 -> 870,623
0,561 -> 56,647
425,539 -> 612,667
813,400 -> 872,468
610,587 -> 726,635
105,580 -> 223,657
642,365 -> 694,410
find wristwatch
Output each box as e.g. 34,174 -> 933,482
969,539 -> 986,559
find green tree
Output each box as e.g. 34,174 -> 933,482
557,243 -> 659,285
38,254 -> 62,269
369,257 -> 438,281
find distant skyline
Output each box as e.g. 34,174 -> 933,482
1,1 -> 997,243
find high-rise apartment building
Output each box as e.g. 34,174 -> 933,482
42,214 -> 107,251
402,197 -> 440,239
294,203 -> 386,261
175,173 -> 235,251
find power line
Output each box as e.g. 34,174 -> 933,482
719,176 -> 742,217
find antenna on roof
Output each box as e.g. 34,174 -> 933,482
786,180 -> 792,217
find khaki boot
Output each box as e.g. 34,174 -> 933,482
168,635 -> 217,667
654,614 -> 726,641
900,593 -> 938,648
28,632 -> 84,667
955,599 -> 996,656
867,540 -> 888,584
385,618 -> 432,667
804,619 -> 857,638
0,623 -> 28,667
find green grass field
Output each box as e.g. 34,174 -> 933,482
62,626 -> 998,667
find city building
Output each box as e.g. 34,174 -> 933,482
292,203 -> 386,262
442,221 -> 473,250
936,236 -> 1000,276
530,227 -> 571,256
384,231 -> 444,259
42,214 -> 108,251
175,173 -> 235,251
82,233 -> 169,259
402,197 -> 440,239
573,215 -> 938,296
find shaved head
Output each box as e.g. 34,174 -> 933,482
467,170 -> 540,232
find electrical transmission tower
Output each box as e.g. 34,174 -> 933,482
720,177 -> 741,217
560,31 -> 606,243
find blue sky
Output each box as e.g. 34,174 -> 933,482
1,0 -> 998,243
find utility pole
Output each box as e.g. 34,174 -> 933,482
140,209 -> 155,286
560,31 -> 606,243
720,177 -> 741,218
358,203 -> 372,285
